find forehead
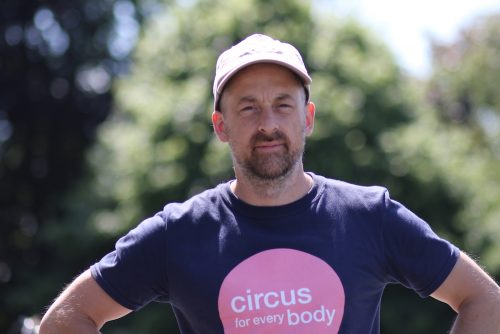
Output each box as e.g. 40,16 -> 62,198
221,63 -> 304,103
218,63 -> 307,113
227,63 -> 303,89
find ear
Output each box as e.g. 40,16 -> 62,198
305,102 -> 315,136
212,111 -> 228,142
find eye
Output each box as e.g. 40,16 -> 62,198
240,105 -> 256,112
276,103 -> 292,111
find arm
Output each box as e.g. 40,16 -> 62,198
431,251 -> 500,333
40,269 -> 132,334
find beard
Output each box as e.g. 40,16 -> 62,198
232,130 -> 306,181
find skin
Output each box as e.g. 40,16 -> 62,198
431,252 -> 500,333
212,63 -> 315,206
39,63 -> 500,333
40,269 -> 130,333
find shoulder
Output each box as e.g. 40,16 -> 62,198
312,173 -> 388,211
157,181 -> 230,225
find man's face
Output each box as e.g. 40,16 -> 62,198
212,63 -> 315,181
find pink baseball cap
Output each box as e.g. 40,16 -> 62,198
213,34 -> 312,110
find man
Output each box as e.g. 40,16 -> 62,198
40,34 -> 500,333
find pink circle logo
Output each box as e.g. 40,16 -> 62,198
218,248 -> 345,333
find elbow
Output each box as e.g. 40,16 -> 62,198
39,308 -> 69,334
39,307 -> 100,334
39,314 -> 58,334
457,285 -> 500,327
481,286 -> 500,322
492,287 -> 500,325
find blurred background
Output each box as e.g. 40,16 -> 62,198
1,0 -> 499,333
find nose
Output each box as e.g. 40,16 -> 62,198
257,107 -> 278,134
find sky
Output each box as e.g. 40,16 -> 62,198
314,0 -> 500,78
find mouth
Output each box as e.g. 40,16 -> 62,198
253,142 -> 285,153
251,131 -> 288,153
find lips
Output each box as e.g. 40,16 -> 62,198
251,132 -> 288,152
253,142 -> 286,153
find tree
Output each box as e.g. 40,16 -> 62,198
6,0 -> 494,333
56,0 -> 462,332
387,12 -> 500,274
0,0 -> 144,332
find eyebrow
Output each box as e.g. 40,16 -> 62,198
236,93 -> 295,105
237,96 -> 257,105
275,93 -> 294,101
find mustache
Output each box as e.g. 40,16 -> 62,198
251,131 -> 288,144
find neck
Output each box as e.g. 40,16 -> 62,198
231,164 -> 313,206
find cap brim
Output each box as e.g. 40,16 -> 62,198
214,57 -> 311,110
216,57 -> 312,97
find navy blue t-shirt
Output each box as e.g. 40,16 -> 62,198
91,173 -> 459,333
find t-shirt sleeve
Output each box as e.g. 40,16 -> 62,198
90,214 -> 170,310
381,190 -> 460,297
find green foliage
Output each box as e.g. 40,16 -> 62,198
71,0 -> 455,332
388,13 -> 500,273
429,14 -> 500,129
305,18 -> 412,183
0,0 -> 144,331
82,0 -> 316,236
28,0 -> 499,333
85,0 -> 417,237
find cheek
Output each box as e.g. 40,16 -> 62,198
225,125 -> 247,147
226,119 -> 254,138
288,118 -> 307,136
230,131 -> 252,148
